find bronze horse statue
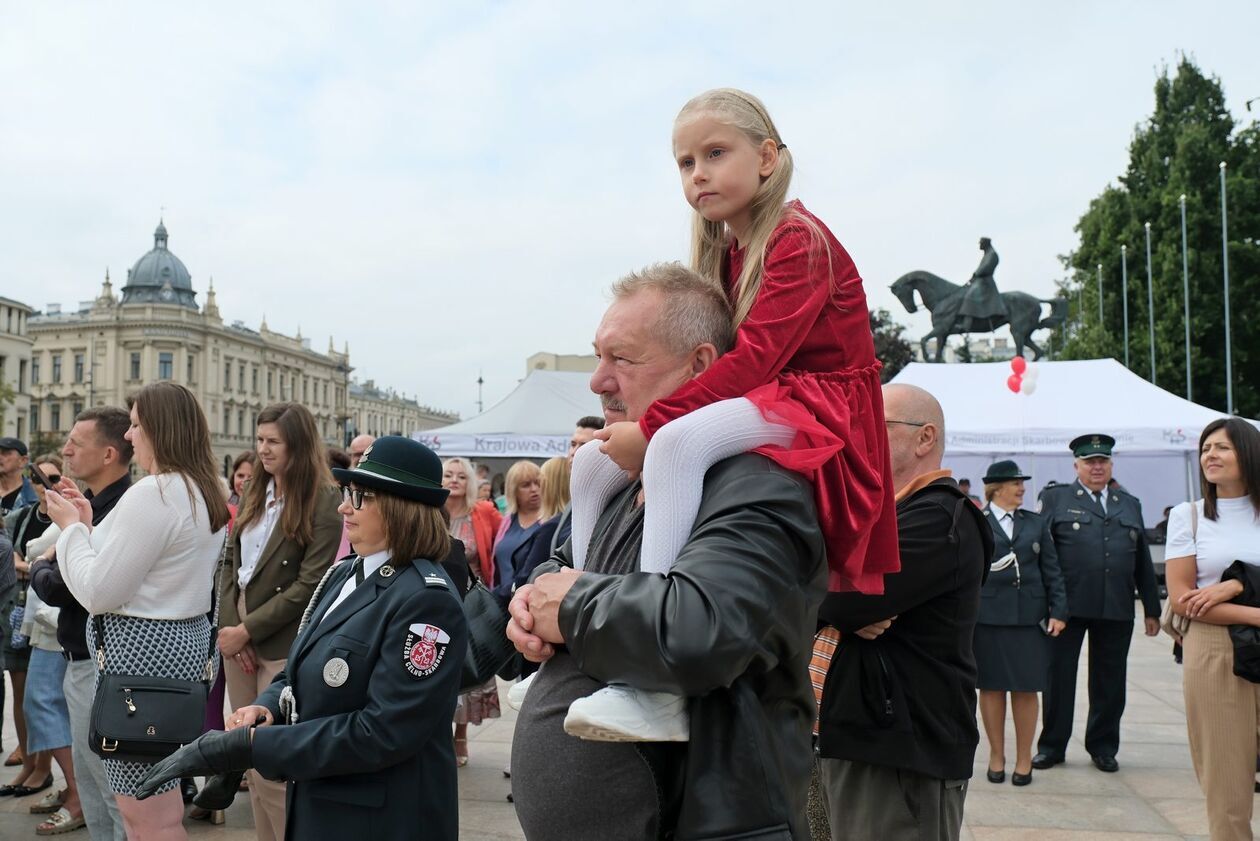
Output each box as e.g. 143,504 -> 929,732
890,271 -> 1068,362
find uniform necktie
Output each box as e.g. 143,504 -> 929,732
1094,491 -> 1106,514
353,556 -> 365,587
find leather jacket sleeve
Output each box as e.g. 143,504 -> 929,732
557,458 -> 823,697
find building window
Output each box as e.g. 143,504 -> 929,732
323,382 -> 329,405
158,352 -> 173,380
29,405 -> 38,434
128,352 -> 140,380
237,409 -> 245,437
74,353 -> 85,383
303,377 -> 308,402
52,355 -> 62,384
222,407 -> 230,434
267,371 -> 273,397
238,363 -> 245,392
50,404 -> 61,432
31,357 -> 39,385
187,354 -> 195,383
224,360 -> 232,391
252,367 -> 258,394
73,401 -> 83,418
18,359 -> 26,392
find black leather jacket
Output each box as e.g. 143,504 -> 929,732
539,454 -> 826,840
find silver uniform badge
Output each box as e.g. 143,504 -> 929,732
323,657 -> 350,687
380,565 -> 395,578
1073,522 -> 1081,531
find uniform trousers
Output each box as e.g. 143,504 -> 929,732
817,757 -> 967,841
1038,615 -> 1133,760
63,659 -> 126,841
224,594 -> 289,841
1183,621 -> 1260,841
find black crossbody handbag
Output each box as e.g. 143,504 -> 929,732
89,539 -> 225,764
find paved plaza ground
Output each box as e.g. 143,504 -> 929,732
0,613 -> 1254,839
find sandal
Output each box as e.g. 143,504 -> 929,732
30,788 -> 67,815
4,748 -> 22,767
454,737 -> 469,767
37,807 -> 86,836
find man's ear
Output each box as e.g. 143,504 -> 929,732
916,424 -> 939,458
101,446 -> 117,467
690,343 -> 719,376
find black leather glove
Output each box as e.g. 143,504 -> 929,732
134,727 -> 254,800
193,771 -> 246,810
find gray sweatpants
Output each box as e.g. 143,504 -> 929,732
64,659 -> 126,841
818,757 -> 967,841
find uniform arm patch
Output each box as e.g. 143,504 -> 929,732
403,622 -> 451,679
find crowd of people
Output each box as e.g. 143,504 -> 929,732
0,84 -> 1254,841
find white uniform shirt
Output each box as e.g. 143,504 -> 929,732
237,479 -> 284,589
989,502 -> 1016,540
320,549 -> 391,624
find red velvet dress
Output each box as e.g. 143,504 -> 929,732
638,202 -> 900,593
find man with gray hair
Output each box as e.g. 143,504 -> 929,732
507,263 -> 827,839
814,384 -> 991,841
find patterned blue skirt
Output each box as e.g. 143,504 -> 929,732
87,613 -> 214,797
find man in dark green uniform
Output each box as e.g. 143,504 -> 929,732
1032,434 -> 1160,773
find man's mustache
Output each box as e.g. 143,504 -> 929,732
600,395 -> 627,413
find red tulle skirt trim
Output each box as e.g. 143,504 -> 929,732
744,365 -> 901,594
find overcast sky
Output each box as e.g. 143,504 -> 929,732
2,2 -> 1257,419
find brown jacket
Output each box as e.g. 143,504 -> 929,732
219,484 -> 343,661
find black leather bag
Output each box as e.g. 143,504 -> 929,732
459,578 -> 518,691
89,539 -> 224,764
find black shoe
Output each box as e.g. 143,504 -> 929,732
1012,770 -> 1033,786
0,783 -> 20,797
986,768 -> 1005,784
1091,755 -> 1119,773
10,775 -> 53,797
194,772 -> 245,811
1031,753 -> 1063,769
181,777 -> 198,805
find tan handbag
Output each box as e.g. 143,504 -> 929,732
1160,503 -> 1197,642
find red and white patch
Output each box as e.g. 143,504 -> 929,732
403,623 -> 450,679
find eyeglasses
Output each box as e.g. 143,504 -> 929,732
885,419 -> 927,428
340,485 -> 377,510
32,471 -> 62,484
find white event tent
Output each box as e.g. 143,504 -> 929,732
889,359 -> 1231,525
413,371 -> 602,460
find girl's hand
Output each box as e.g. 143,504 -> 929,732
226,705 -> 274,730
595,422 -> 649,476
218,624 -> 251,658
1179,579 -> 1245,618
1047,618 -> 1067,637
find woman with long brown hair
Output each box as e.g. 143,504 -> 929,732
217,403 -> 341,841
45,382 -> 229,840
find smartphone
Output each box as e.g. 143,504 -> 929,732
28,462 -> 56,491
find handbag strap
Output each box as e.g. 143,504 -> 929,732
93,533 -> 229,684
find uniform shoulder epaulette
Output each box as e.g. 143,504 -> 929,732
423,573 -> 450,590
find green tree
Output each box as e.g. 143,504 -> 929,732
1055,57 -> 1260,416
0,381 -> 13,428
870,308 -> 914,382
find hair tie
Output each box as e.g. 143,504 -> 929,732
777,143 -> 787,151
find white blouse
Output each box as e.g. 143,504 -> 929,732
56,473 -> 226,619
1166,496 -> 1260,589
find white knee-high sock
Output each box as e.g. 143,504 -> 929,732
639,398 -> 797,576
569,439 -> 633,570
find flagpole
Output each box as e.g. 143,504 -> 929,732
1145,222 -> 1156,385
1180,194 -> 1192,402
1121,244 -> 1130,369
1220,162 -> 1233,414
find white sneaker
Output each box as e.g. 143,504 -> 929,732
506,673 -> 536,711
563,684 -> 689,742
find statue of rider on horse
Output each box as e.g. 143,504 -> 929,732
890,237 -> 1068,362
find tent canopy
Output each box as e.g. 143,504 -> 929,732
414,371 -> 601,459
889,359 -> 1230,524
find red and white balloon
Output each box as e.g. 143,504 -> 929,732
1006,356 -> 1037,395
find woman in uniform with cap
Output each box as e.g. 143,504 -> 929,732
975,459 -> 1067,787
132,436 -> 468,841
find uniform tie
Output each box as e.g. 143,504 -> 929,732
1094,490 -> 1107,514
353,556 -> 365,587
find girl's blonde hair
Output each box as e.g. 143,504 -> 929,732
538,457 -> 571,521
504,460 -> 542,515
675,88 -> 829,325
442,457 -> 480,514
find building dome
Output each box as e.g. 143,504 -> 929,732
120,220 -> 198,308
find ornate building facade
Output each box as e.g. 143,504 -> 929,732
25,222 -> 455,472
0,296 -> 34,442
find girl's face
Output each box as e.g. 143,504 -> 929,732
256,422 -> 289,479
442,462 -> 468,497
232,461 -> 253,496
125,406 -> 155,473
1202,428 -> 1242,487
338,484 -> 388,556
672,115 -> 777,240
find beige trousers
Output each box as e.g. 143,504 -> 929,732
1183,620 -> 1260,841
224,593 -> 289,841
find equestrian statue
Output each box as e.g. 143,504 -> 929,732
890,237 -> 1068,362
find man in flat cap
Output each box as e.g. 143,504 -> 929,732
1032,434 -> 1160,773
